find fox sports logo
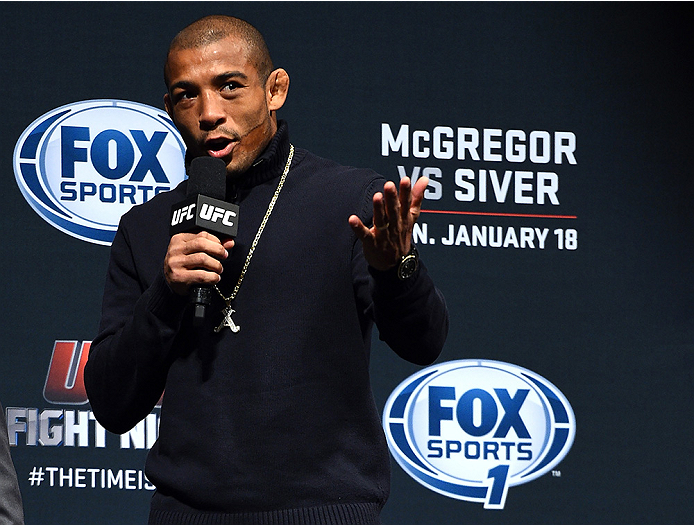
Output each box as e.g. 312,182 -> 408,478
13,99 -> 186,245
383,359 -> 575,509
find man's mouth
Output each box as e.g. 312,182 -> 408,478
204,137 -> 236,159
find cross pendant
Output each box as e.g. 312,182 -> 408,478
215,304 -> 241,333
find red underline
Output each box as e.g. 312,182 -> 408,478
420,209 -> 578,220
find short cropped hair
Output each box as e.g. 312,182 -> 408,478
165,15 -> 274,86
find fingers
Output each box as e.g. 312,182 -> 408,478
348,214 -> 372,241
164,231 -> 230,296
378,177 -> 428,232
352,177 -> 428,238
383,180 -> 401,217
351,177 -> 429,271
409,176 -> 429,220
396,176 -> 411,210
372,191 -> 389,233
368,181 -> 401,237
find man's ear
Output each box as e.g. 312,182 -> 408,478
266,68 -> 289,112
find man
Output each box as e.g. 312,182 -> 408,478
85,15 -> 448,525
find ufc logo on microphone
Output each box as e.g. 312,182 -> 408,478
199,203 -> 237,227
170,195 -> 239,237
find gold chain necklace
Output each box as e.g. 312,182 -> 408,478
213,144 -> 295,333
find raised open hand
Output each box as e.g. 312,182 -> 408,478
348,176 -> 428,271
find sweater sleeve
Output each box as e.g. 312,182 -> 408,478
352,178 -> 449,365
84,218 -> 188,434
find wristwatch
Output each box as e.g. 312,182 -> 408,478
397,244 -> 419,280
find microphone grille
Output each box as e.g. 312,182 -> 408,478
187,156 -> 227,199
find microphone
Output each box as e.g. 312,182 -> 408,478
170,156 -> 239,326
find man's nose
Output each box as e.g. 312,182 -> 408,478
198,92 -> 226,130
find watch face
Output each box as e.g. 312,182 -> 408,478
398,255 -> 417,280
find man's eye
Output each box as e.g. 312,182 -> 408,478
221,82 -> 241,93
173,92 -> 194,104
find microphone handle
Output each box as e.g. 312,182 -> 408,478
189,286 -> 214,327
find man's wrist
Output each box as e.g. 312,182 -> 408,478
369,244 -> 421,287
396,244 -> 419,280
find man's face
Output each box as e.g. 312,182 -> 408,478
164,36 -> 276,177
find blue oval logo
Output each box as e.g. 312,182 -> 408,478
13,100 -> 187,245
383,359 -> 575,509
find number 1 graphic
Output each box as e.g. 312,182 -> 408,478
485,465 -> 510,509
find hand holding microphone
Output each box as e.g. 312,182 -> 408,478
165,157 -> 239,325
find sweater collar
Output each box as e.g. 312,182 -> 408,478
229,120 -> 290,194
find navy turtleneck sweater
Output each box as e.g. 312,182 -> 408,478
85,122 -> 449,525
